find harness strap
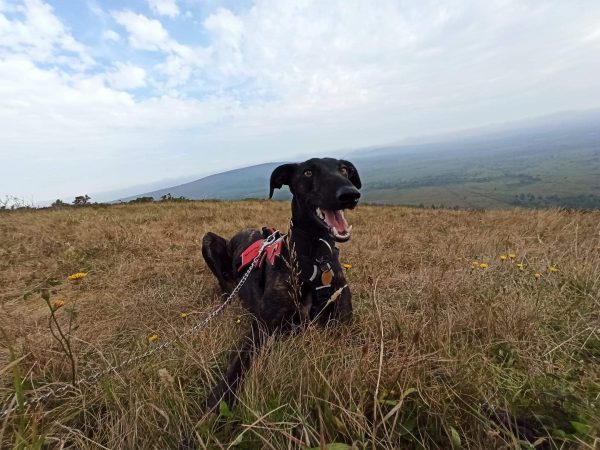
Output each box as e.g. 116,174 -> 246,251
237,239 -> 266,272
236,224 -> 341,316
237,228 -> 285,272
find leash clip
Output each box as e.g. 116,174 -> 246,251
315,257 -> 332,274
261,231 -> 278,249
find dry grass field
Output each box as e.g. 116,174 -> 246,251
1,201 -> 599,449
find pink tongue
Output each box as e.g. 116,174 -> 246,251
323,209 -> 348,233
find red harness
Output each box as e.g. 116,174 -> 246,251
237,228 -> 284,272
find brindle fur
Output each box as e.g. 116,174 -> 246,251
201,157 -> 361,410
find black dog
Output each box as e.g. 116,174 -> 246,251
201,157 -> 361,409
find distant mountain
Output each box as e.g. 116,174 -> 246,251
117,162 -> 288,202
119,110 -> 600,209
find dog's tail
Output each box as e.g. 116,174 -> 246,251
205,320 -> 266,411
201,232 -> 234,295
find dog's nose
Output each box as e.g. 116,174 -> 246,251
336,185 -> 361,205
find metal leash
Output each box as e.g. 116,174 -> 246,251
0,231 -> 283,419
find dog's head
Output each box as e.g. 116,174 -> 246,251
269,157 -> 361,242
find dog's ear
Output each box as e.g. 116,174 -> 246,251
341,160 -> 362,189
269,163 -> 298,198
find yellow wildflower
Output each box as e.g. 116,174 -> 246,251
148,334 -> 158,343
180,312 -> 188,318
68,272 -> 87,281
534,272 -> 541,280
479,263 -> 489,269
508,253 -> 516,259
499,255 -> 507,261
471,261 -> 479,269
549,266 -> 558,273
516,263 -> 525,271
342,263 -> 352,270
52,299 -> 65,309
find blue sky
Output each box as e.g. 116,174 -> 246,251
1,0 -> 600,203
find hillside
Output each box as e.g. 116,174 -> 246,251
118,163 -> 285,202
119,111 -> 600,209
1,202 -> 599,449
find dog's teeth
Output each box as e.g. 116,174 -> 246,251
347,225 -> 353,233
330,226 -> 351,241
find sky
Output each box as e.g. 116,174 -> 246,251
1,0 -> 600,203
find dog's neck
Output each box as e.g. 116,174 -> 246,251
288,198 -> 336,264
288,199 -> 341,317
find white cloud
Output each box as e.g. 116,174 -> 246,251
102,29 -> 120,42
582,27 -> 600,42
203,8 -> 244,49
147,0 -> 179,18
2,0 -> 600,202
112,9 -> 209,89
0,53 -> 240,200
193,0 -> 600,122
0,0 -> 92,68
112,10 -> 170,51
203,8 -> 244,75
105,62 -> 146,90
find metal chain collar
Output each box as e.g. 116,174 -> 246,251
0,231 -> 283,419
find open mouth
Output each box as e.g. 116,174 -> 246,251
316,207 -> 353,242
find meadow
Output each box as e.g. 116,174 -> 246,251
0,201 -> 599,449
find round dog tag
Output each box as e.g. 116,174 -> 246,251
321,270 -> 333,286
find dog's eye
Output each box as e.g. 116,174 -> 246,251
304,169 -> 312,178
340,166 -> 349,176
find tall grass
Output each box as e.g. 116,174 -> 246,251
0,201 -> 598,449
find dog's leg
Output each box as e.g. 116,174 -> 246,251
332,288 -> 353,324
202,232 -> 234,294
205,319 -> 266,411
317,287 -> 353,326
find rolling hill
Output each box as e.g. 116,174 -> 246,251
119,162 -> 284,202
119,110 -> 600,209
